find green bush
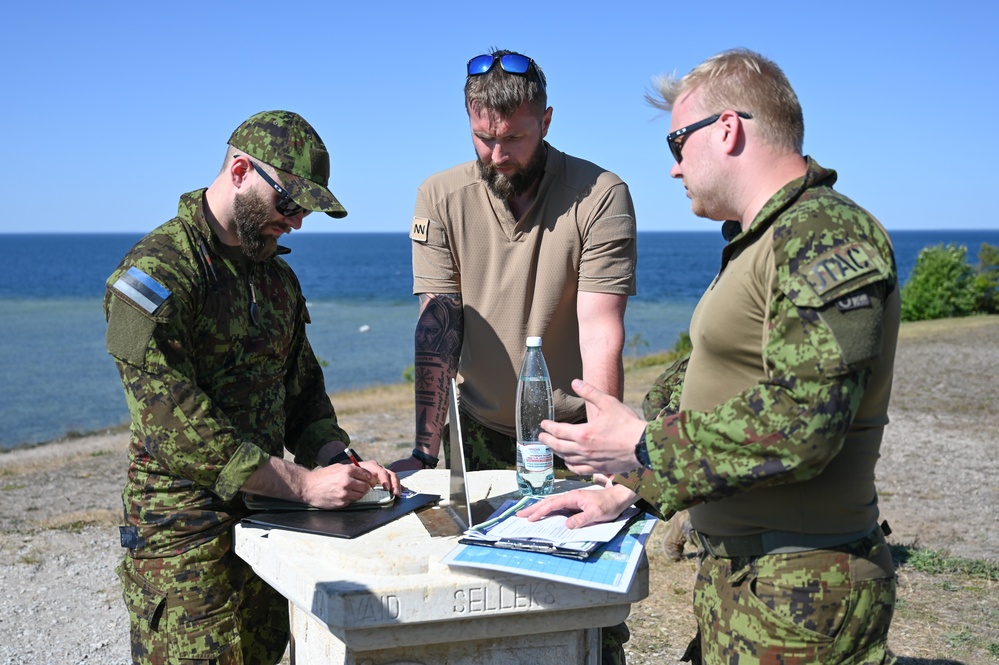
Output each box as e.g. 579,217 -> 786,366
900,243 -> 994,321
973,242 -> 999,313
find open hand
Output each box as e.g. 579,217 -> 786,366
517,485 -> 639,529
539,379 -> 647,476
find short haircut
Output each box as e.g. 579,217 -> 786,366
647,48 -> 804,154
465,49 -> 548,119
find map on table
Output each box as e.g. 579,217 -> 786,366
441,509 -> 657,593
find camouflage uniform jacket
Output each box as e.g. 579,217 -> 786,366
104,189 -> 348,557
617,158 -> 900,537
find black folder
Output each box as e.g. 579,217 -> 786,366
241,492 -> 440,539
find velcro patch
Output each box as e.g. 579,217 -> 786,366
836,292 -> 871,312
112,266 -> 171,314
119,525 -> 140,549
410,217 -> 431,242
801,242 -> 879,297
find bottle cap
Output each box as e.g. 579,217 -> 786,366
526,336 -> 542,347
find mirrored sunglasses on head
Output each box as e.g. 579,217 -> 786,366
466,52 -> 546,89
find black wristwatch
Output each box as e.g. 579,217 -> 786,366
411,448 -> 439,469
326,449 -> 362,466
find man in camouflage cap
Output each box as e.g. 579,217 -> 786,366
521,49 -> 900,664
105,110 -> 399,664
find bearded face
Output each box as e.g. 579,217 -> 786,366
233,188 -> 279,262
476,137 -> 546,200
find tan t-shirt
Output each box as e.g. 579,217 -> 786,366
681,194 -> 899,537
411,144 -> 637,435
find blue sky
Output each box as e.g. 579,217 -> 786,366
3,1 -> 997,233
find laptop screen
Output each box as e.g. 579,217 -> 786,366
448,378 -> 473,529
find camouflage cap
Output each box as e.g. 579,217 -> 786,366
228,110 -> 347,218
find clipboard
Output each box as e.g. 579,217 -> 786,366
458,535 -> 597,560
457,497 -> 641,560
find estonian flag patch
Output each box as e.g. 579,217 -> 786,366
112,266 -> 171,314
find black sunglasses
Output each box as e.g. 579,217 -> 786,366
667,111 -> 752,163
467,53 -> 547,90
250,161 -> 306,218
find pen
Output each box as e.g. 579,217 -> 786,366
199,239 -> 219,281
344,448 -> 362,467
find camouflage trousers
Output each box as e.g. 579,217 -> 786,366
686,528 -> 896,664
441,406 -> 571,472
117,531 -> 289,665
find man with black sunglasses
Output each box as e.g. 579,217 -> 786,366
104,110 -> 399,665
397,49 -> 638,663
520,49 -> 900,664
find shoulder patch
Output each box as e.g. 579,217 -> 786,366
801,242 -> 879,297
112,266 -> 171,314
410,217 -> 431,242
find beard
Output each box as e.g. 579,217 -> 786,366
477,140 -> 546,200
233,189 -> 279,262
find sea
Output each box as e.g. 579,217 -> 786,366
1,229 -> 996,450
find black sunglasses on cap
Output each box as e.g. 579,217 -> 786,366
250,161 -> 307,218
467,52 -> 547,90
667,111 -> 752,163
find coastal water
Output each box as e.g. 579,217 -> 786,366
1,230 -> 996,449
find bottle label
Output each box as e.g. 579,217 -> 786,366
519,443 -> 553,472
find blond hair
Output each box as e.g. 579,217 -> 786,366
647,48 -> 804,154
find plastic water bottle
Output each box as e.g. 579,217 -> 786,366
515,336 -> 555,496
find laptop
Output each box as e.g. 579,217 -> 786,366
447,377 -> 473,530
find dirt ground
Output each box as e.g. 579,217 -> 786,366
1,316 -> 996,664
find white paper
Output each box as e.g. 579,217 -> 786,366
463,495 -> 639,546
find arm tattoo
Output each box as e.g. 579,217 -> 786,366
414,294 -> 463,450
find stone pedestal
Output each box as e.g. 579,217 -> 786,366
234,470 -> 648,664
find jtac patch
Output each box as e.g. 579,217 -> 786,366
112,266 -> 171,314
801,242 -> 879,296
410,217 -> 430,243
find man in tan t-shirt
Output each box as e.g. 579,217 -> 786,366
391,50 -> 637,476
391,50 -> 639,664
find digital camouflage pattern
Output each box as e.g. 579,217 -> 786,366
614,158 -> 898,522
641,353 -> 687,421
228,110 -> 347,218
105,189 -> 347,662
116,534 -> 288,664
691,528 -> 895,664
612,158 -> 898,663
